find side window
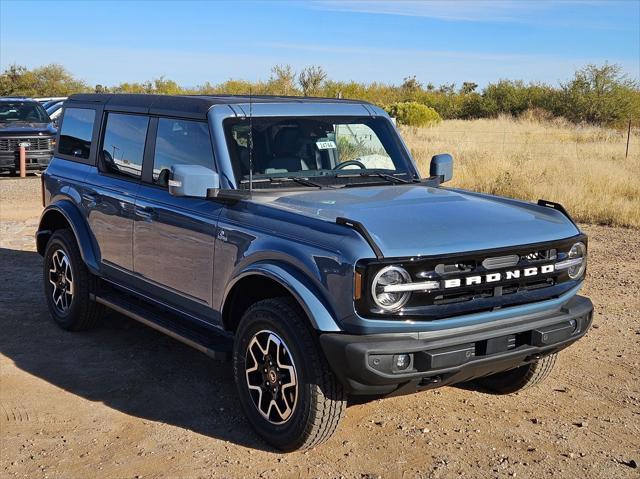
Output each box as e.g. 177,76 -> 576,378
58,108 -> 95,160
101,113 -> 149,179
152,118 -> 214,187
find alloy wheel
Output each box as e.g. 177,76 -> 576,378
48,249 -> 74,314
245,330 -> 298,424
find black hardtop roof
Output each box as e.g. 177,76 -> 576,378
66,93 -> 369,119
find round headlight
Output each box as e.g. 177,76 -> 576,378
567,242 -> 587,279
371,266 -> 411,311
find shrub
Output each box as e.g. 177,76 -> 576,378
558,63 -> 639,125
459,93 -> 495,119
2,62 -> 636,127
385,102 -> 442,126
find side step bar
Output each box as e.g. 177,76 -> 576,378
93,292 -> 232,361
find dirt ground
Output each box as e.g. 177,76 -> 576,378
1,177 -> 638,479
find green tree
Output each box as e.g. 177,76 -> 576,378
460,82 -> 478,94
268,64 -> 297,95
1,62 -> 636,127
298,66 -> 327,96
0,63 -> 88,96
483,80 -> 530,116
560,63 -> 639,124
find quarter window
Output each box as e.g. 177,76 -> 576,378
101,113 -> 149,179
58,108 -> 95,160
152,118 -> 214,187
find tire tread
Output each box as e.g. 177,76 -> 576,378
44,229 -> 103,331
234,297 -> 346,450
476,353 -> 558,394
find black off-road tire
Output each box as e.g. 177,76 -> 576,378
475,353 -> 558,394
233,297 -> 346,451
43,229 -> 103,331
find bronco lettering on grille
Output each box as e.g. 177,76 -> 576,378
444,264 -> 555,289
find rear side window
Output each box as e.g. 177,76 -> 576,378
152,118 -> 214,187
58,108 -> 95,160
101,113 -> 149,179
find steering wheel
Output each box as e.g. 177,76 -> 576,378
333,159 -> 367,170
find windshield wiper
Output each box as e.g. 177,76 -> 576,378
240,176 -> 324,188
336,171 -> 414,184
283,176 -> 324,188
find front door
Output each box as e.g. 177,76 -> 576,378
133,117 -> 224,320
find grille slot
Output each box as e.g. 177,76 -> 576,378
0,137 -> 52,152
482,254 -> 519,270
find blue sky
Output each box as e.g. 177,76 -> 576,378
1,0 -> 638,87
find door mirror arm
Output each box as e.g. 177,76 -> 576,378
207,188 -> 252,202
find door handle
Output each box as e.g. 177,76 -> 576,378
82,193 -> 100,205
135,206 -> 156,220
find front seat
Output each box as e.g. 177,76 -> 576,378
268,127 -> 309,173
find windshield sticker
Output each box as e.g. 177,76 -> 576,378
316,140 -> 337,150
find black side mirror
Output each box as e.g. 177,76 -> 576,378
430,154 -> 453,183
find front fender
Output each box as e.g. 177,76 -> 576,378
225,262 -> 343,332
37,201 -> 100,274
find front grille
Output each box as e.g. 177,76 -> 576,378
0,137 -> 52,152
357,235 -> 586,320
426,248 -> 557,306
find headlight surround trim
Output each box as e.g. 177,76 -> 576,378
371,265 -> 412,312
566,241 -> 587,279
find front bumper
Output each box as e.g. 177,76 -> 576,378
0,150 -> 53,171
320,295 -> 593,396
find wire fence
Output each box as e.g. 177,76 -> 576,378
403,126 -> 638,161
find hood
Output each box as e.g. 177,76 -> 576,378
0,122 -> 56,135
251,184 -> 580,258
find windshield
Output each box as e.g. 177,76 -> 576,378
0,101 -> 51,123
224,116 -> 416,188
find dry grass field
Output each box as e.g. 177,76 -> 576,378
403,116 -> 640,228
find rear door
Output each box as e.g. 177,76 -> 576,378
85,111 -> 149,275
133,116 -> 223,321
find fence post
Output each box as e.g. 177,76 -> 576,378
625,119 -> 631,159
19,146 -> 26,178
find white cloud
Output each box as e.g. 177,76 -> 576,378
309,0 -> 617,25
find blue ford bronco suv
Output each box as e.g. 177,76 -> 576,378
37,94 -> 593,451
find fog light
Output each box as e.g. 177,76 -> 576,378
394,354 -> 411,370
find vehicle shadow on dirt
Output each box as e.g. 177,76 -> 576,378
0,247 -> 273,452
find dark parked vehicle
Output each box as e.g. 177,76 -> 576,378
36,97 -> 68,109
0,97 -> 56,174
45,102 -> 64,127
37,94 -> 593,451
42,100 -> 63,110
